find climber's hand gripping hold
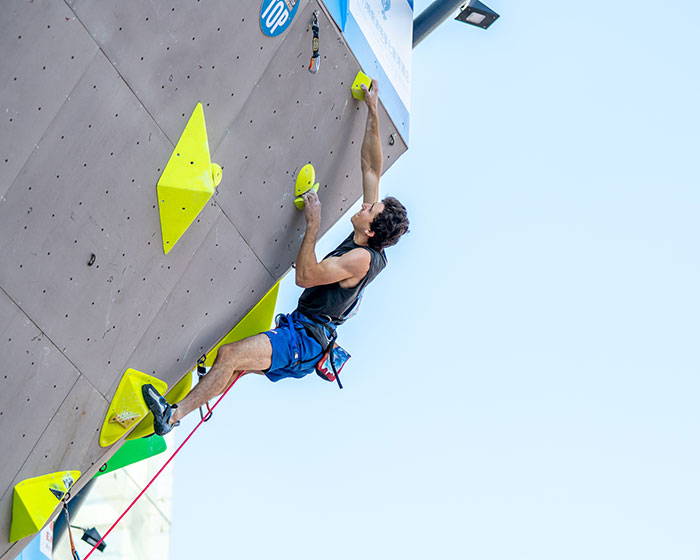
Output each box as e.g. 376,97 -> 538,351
360,79 -> 379,111
302,190 -> 321,230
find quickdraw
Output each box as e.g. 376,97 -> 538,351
196,354 -> 213,422
62,495 -> 81,560
308,11 -> 320,73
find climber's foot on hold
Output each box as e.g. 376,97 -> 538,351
142,384 -> 180,435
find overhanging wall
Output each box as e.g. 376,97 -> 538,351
0,0 -> 408,557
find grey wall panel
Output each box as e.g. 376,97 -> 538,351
0,289 -> 82,498
117,213 -> 276,394
0,0 -> 98,199
0,378 -> 108,560
66,0 -> 310,151
0,52 -> 221,396
213,2 -> 408,275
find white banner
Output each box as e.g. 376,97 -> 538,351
348,0 -> 412,110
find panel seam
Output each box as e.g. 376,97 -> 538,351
0,48 -> 100,203
62,0 -> 178,150
0,287 -> 110,504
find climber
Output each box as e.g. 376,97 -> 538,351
142,80 -> 409,434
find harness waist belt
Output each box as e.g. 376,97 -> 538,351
293,311 -> 336,350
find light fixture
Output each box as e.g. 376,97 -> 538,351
73,526 -> 107,552
413,0 -> 500,47
455,0 -> 500,29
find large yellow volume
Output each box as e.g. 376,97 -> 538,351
157,103 -> 223,254
99,369 -> 168,447
10,471 -> 81,542
203,281 -> 280,367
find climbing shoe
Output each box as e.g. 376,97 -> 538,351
141,384 -> 180,436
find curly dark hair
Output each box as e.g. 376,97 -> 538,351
368,196 -> 409,250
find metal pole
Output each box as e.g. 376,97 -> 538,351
413,0 -> 465,48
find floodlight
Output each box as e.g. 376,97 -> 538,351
413,0 -> 500,47
455,0 -> 500,29
80,527 -> 106,552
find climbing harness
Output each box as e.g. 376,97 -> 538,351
308,11 -> 320,73
271,312 -> 346,388
196,354 -> 213,422
61,495 -> 80,560
81,364 -> 246,560
294,314 -> 349,389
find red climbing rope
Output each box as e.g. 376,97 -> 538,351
82,371 -> 247,560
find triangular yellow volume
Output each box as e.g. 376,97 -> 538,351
127,284 -> 280,439
204,281 -> 281,367
100,369 -> 168,447
157,103 -> 223,254
10,471 -> 81,542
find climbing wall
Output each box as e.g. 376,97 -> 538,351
0,0 -> 408,557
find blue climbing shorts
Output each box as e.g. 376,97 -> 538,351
262,311 -> 324,382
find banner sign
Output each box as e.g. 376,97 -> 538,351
348,0 -> 412,111
343,0 -> 413,140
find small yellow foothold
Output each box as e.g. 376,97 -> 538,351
351,71 -> 373,100
109,411 -> 141,429
211,163 -> 223,188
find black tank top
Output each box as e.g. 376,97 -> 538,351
296,233 -> 387,325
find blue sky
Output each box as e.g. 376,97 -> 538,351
172,1 -> 700,558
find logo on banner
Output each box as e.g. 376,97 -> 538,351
260,0 -> 300,37
40,523 -> 54,557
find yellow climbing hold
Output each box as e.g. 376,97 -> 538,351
157,103 -> 222,254
294,163 -> 315,196
211,162 -> 223,187
203,281 -> 281,367
294,163 -> 320,209
127,371 -> 193,440
10,470 -> 81,542
351,71 -> 373,100
294,183 -> 319,209
100,369 -> 168,447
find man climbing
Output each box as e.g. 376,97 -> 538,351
143,80 -> 409,435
